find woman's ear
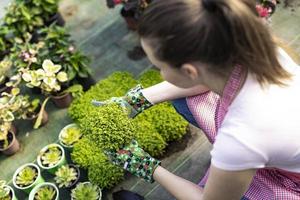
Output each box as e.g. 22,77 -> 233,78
180,63 -> 199,80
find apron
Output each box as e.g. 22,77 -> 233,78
186,65 -> 300,200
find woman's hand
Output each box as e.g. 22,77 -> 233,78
92,84 -> 153,118
106,140 -> 161,183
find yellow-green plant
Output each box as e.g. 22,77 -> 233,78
0,180 -> 10,200
40,145 -> 62,167
16,166 -> 37,187
54,165 -> 78,188
71,182 -> 100,200
34,186 -> 56,200
60,127 -> 82,146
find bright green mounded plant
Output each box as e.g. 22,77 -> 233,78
40,145 -> 62,167
60,127 -> 82,147
71,182 -> 100,200
34,186 -> 56,200
71,137 -> 107,169
88,163 -> 124,189
54,165 -> 78,188
0,180 -> 10,200
16,166 -> 38,187
78,104 -> 136,151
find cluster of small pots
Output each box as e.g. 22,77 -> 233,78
2,123 -> 101,200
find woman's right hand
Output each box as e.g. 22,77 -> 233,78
92,84 -> 153,118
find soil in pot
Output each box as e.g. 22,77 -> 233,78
0,131 -> 20,155
46,12 -> 65,27
51,92 -> 73,108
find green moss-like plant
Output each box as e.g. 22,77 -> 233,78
78,104 -> 136,151
133,120 -> 166,157
71,137 -> 107,169
69,70 -> 189,189
88,163 -> 124,189
68,72 -> 137,122
135,104 -> 188,142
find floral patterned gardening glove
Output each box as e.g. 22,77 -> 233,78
91,84 -> 153,118
106,140 -> 161,183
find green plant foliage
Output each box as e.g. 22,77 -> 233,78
16,166 -> 37,187
69,70 -> 189,189
133,120 -> 166,157
71,182 -> 100,200
54,165 -> 78,188
135,104 -> 188,142
34,185 -> 56,200
138,69 -> 163,88
68,72 -> 137,122
88,163 -> 124,189
137,70 -> 188,142
78,104 -> 136,151
71,137 -> 107,169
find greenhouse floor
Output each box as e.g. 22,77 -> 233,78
1,0 -> 300,199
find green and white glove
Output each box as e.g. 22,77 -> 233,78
92,84 -> 153,118
106,140 -> 161,183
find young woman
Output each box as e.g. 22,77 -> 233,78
95,0 -> 300,199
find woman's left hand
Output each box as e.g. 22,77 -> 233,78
106,140 -> 161,183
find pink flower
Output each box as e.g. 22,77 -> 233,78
256,5 -> 270,18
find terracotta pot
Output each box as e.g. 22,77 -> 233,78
10,124 -> 17,135
51,92 -> 73,108
46,12 -> 65,27
0,131 -> 20,156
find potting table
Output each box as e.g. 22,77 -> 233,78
0,0 -> 300,199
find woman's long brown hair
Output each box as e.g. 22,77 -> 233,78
139,0 -> 292,86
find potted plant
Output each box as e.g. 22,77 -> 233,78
13,163 -> 44,194
37,143 -> 66,174
0,180 -> 18,200
0,122 -> 19,156
28,182 -> 59,200
59,124 -> 82,149
23,0 -> 64,27
39,25 -> 93,90
0,59 -> 13,95
21,59 -> 71,108
54,164 -> 80,189
4,2 -> 44,40
71,182 -> 101,200
25,98 -> 49,129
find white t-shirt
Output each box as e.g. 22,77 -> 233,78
211,48 -> 300,173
